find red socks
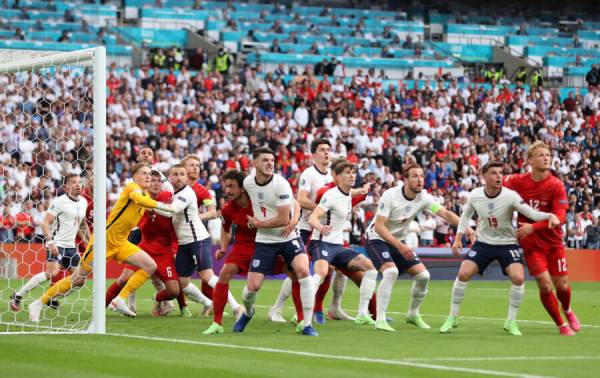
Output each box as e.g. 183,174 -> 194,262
201,281 -> 213,300
291,281 -> 304,322
540,290 -> 563,326
155,289 -> 177,302
105,281 -> 124,307
369,294 -> 377,320
314,272 -> 332,312
556,285 -> 572,312
176,289 -> 187,310
213,282 -> 228,325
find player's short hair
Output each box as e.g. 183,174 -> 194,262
253,146 -> 275,159
482,161 -> 503,174
334,162 -> 356,175
63,173 -> 79,185
150,170 -> 162,178
132,162 -> 151,175
169,163 -> 186,175
138,145 -> 154,153
527,141 -> 550,159
222,169 -> 246,188
403,163 -> 422,178
181,154 -> 201,165
310,138 -> 331,153
330,157 -> 347,172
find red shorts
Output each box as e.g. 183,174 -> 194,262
223,244 -> 285,275
523,245 -> 568,277
152,253 -> 179,282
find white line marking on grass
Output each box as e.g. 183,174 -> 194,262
475,288 -> 598,295
403,356 -> 600,362
106,332 -> 556,378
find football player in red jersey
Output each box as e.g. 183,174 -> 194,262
503,141 -> 580,336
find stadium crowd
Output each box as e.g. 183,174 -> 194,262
0,59 -> 599,249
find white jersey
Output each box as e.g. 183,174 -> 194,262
47,194 -> 88,248
170,185 -> 210,245
457,187 -> 551,245
311,186 -> 351,244
367,184 -> 442,242
297,165 -> 332,231
244,173 -> 296,243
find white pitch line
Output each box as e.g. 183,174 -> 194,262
403,356 -> 600,362
475,288 -> 598,295
105,332 -> 556,378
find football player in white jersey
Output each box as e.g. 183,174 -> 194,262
441,161 -> 560,336
308,162 -> 378,326
233,147 -> 317,336
365,164 -> 464,332
154,164 -> 240,314
10,174 -> 89,312
268,138 -> 332,324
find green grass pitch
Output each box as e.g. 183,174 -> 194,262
1,279 -> 599,377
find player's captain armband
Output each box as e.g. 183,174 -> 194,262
156,202 -> 175,213
430,202 -> 443,214
202,198 -> 213,206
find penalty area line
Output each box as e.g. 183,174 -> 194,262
105,332 -> 555,378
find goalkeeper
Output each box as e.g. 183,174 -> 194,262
29,163 -> 176,321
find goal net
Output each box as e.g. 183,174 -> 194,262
0,47 -> 106,334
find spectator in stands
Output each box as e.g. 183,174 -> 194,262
419,211 -> 436,247
516,24 -> 528,35
0,207 -> 15,243
270,39 -> 282,53
34,20 -> 44,31
15,200 -> 34,242
586,217 -> 600,249
63,9 -> 75,23
189,48 -> 205,71
314,59 -> 328,76
14,27 -> 26,41
151,49 -> 166,68
586,65 -> 599,87
402,35 -> 415,49
57,31 -> 71,43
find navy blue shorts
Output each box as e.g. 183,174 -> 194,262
365,239 -> 421,272
175,237 -> 212,277
300,229 -> 311,246
127,229 -> 142,245
309,241 -> 360,269
250,237 -> 307,275
465,241 -> 523,276
47,247 -> 80,269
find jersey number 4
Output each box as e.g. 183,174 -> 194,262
487,216 -> 498,228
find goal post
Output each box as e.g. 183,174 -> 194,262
0,47 -> 106,334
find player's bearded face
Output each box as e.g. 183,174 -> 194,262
408,170 -> 424,193
170,168 -> 187,190
67,177 -> 82,197
138,148 -> 154,164
224,179 -> 241,200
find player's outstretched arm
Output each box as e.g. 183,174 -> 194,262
199,203 -> 218,221
511,192 -> 555,223
308,205 -> 332,236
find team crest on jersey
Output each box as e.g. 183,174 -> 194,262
252,259 -> 261,268
322,250 -> 329,256
382,251 -> 390,259
487,203 -> 495,210
468,250 -> 477,257
405,206 -> 411,213
258,192 -> 264,200
300,178 -> 306,186
379,203 -> 384,209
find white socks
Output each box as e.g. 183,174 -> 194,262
241,285 -> 257,317
313,274 -> 325,290
208,275 -> 240,310
271,277 -> 292,312
450,278 -> 468,317
329,271 -> 348,311
376,267 -> 398,322
358,269 -> 377,317
182,282 -> 212,306
299,277 -> 315,327
408,270 -> 430,317
16,272 -> 49,297
508,284 -> 525,321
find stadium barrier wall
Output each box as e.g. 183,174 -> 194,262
1,243 -> 599,281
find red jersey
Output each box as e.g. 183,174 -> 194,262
221,197 -> 256,246
191,182 -> 213,209
315,182 -> 367,207
503,172 -> 568,248
138,191 -> 178,257
81,188 -> 94,232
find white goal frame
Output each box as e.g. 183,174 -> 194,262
0,47 -> 106,334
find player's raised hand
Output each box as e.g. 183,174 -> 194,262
319,224 -> 333,236
215,249 -> 226,259
451,239 -> 462,257
516,222 -> 534,239
547,214 -> 560,228
398,243 -> 416,259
